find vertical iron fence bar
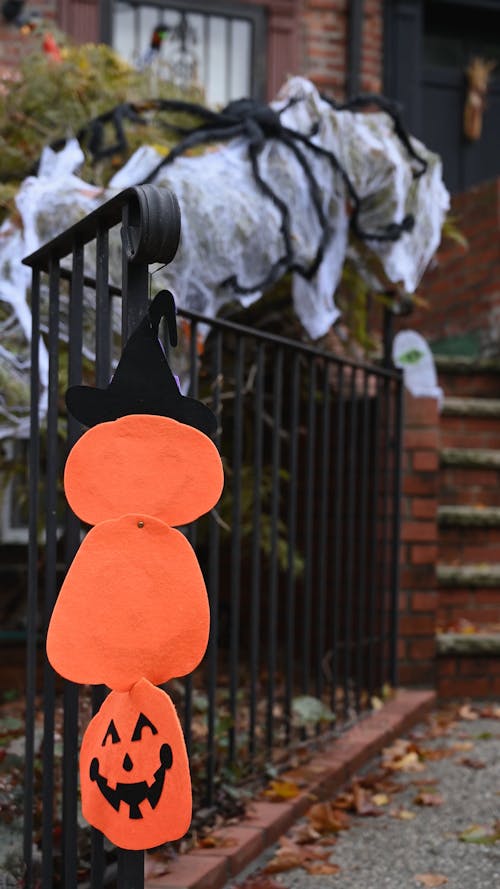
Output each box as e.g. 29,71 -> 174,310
302,360 -> 316,695
41,256 -> 61,889
228,336 -> 244,764
389,376 -> 404,687
95,224 -> 111,384
116,241 -> 149,889
62,243 -> 85,889
315,365 -> 331,701
355,370 -> 370,713
183,319 -> 200,762
249,343 -> 264,760
206,331 -> 222,806
343,370 -> 358,720
285,353 -> 300,742
379,377 -> 391,690
266,348 -> 283,751
331,365 -> 345,716
367,379 -> 382,696
225,18 -> 232,103
24,266 -> 41,889
91,224 -> 111,888
204,15 -> 211,101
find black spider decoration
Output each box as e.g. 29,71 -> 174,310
42,92 -> 429,296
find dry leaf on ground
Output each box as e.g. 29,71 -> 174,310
263,837 -> 336,874
304,861 -> 341,875
458,704 -> 479,721
289,823 -> 322,845
263,779 -> 301,801
307,801 -> 350,833
414,791 -> 444,807
459,757 -> 486,770
414,874 -> 448,887
197,834 -> 238,848
263,840 -> 302,873
389,807 -> 417,820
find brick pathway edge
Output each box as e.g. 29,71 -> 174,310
146,688 -> 436,889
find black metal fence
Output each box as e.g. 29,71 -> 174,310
21,186 -> 403,888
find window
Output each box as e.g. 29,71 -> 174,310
106,1 -> 266,106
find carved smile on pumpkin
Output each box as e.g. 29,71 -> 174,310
89,712 -> 173,820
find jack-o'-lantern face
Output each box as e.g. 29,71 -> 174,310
80,679 -> 191,850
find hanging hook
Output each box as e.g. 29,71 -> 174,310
148,289 -> 178,347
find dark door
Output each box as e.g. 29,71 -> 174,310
385,0 -> 500,194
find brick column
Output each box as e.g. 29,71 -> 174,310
398,393 -> 439,686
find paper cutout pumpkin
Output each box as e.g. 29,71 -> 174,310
80,679 -> 191,850
46,514 -> 210,690
64,414 -> 223,528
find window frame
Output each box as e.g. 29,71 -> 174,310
101,0 -> 267,101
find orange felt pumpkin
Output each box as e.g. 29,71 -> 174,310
80,679 -> 191,850
46,514 -> 209,690
64,414 -> 223,528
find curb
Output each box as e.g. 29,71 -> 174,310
146,689 -> 436,889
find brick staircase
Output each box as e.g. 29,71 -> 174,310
435,357 -> 500,697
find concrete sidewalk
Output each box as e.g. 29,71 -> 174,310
227,704 -> 500,889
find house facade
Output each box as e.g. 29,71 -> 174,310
2,1 -> 499,194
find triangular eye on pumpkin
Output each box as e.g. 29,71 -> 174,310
80,679 -> 191,850
131,713 -> 157,741
102,720 -> 120,746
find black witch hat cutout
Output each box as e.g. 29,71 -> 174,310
66,291 -> 217,437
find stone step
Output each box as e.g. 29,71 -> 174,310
437,563 -> 500,588
435,356 -> 500,398
435,356 -> 500,375
442,396 -> 500,417
440,447 -> 500,468
438,505 -> 500,527
436,632 -> 500,656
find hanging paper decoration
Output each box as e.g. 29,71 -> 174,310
46,289 -> 222,849
80,678 -> 191,850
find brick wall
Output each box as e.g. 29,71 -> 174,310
408,178 -> 500,359
437,656 -> 500,700
398,393 -> 439,686
1,1 -> 386,102
0,0 -> 56,71
301,0 -> 384,98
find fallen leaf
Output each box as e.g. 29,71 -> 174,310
289,823 -> 322,845
414,792 -> 444,807
304,862 -> 341,875
263,779 -> 301,801
479,705 -> 500,719
458,704 -> 479,721
459,757 -> 486,770
390,807 -> 416,820
372,793 -> 390,807
307,801 -> 350,833
459,823 -> 500,844
198,834 -> 237,848
371,695 -> 383,710
414,874 -> 448,887
263,841 -> 302,873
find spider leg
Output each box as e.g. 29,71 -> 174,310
283,126 -> 415,243
248,136 -> 295,268
141,123 -> 246,184
321,92 -> 428,177
138,98 -> 236,126
278,134 -> 331,280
